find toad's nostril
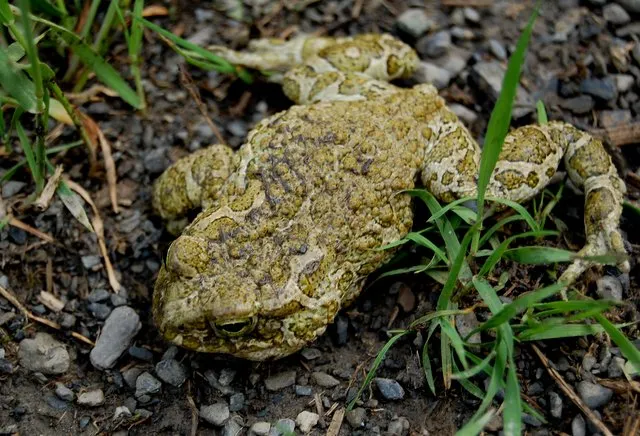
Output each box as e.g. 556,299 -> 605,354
212,317 -> 257,337
166,235 -> 209,278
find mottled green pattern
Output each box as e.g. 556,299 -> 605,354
152,34 -> 628,360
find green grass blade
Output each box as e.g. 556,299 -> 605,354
346,330 -> 410,411
426,196 -> 476,223
593,313 -> 640,373
421,333 -> 436,395
503,352 -> 522,436
452,349 -> 497,380
478,215 -> 524,247
15,120 -> 40,184
404,232 -> 449,263
536,100 -> 548,125
0,47 -> 37,111
52,32 -> 142,109
518,323 -> 606,341
476,3 -> 540,211
473,281 -> 566,335
485,196 -> 541,232
503,246 -> 575,264
456,409 -> 496,436
0,0 -> 13,24
31,0 -> 65,18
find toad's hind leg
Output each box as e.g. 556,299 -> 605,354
152,144 -> 234,232
485,122 -> 628,285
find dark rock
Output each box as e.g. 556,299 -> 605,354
416,31 -> 451,58
311,372 -> 340,387
229,392 -> 244,412
135,372 -> 162,398
155,359 -> 187,387
264,371 -> 296,391
579,78 -> 617,101
576,381 -> 613,409
129,345 -> 154,362
87,303 -> 111,320
346,407 -> 366,428
559,95 -> 595,114
18,332 -> 70,375
200,403 -> 229,426
373,378 -> 405,400
295,385 -> 313,396
55,383 -> 75,401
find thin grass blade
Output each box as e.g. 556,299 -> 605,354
593,313 -> 640,373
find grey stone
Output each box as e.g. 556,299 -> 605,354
346,407 -> 366,428
2,181 -> 26,198
81,255 -> 101,269
88,303 -> 111,320
113,406 -> 132,420
249,421 -> 271,436
463,7 -> 480,23
614,74 -> 635,93
87,288 -> 110,303
143,148 -> 167,174
229,392 -> 245,412
264,370 -> 296,391
227,120 -> 248,138
616,0 -> 640,13
200,403 -> 230,426
223,417 -> 244,436
123,367 -> 143,388
387,417 -> 410,435
311,371 -> 340,387
488,39 -> 507,60
135,372 -> 162,397
55,383 -> 75,401
596,276 -> 623,301
59,313 -> 76,329
396,9 -> 433,38
0,358 -> 12,374
604,4 -> 631,25
608,356 -> 626,378
110,293 -> 128,307
300,348 -> 322,360
582,354 -> 597,372
46,394 -> 70,410
450,104 -> 478,124
18,332 -> 70,375
295,411 -> 319,433
373,377 -> 405,400
161,345 -> 179,361
219,368 -> 236,386
90,306 -> 141,370
155,359 -> 187,387
528,382 -> 544,396
414,62 -> 451,90
471,61 -> 534,118
455,312 -> 481,344
600,110 -> 632,129
450,26 -> 474,40
549,391 -> 563,418
579,78 -> 617,101
77,389 -> 105,407
295,385 -> 313,396
559,95 -> 595,114
522,413 -> 542,427
272,418 -> 295,436
129,345 -> 154,362
417,31 -> 451,58
576,381 -> 613,409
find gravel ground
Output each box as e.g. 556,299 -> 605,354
1,0 -> 640,434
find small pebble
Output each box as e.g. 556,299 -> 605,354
87,303 -> 112,320
450,104 -> 478,124
579,78 -> 617,101
2,181 -> 26,198
129,345 -> 154,362
155,359 -> 187,387
249,421 -> 271,436
417,31 -> 451,58
296,410 -> 319,433
488,39 -> 507,60
576,381 -> 613,409
123,367 -> 144,388
200,403 -> 230,427
300,348 -> 322,360
90,306 -> 142,370
0,358 -> 13,374
604,4 -> 631,25
272,418 -> 295,436
264,370 -> 296,391
582,354 -> 597,372
387,417 -> 410,436
559,95 -> 595,114
46,394 -> 69,411
81,255 -> 102,270
455,312 -> 481,344
135,372 -> 162,398
614,74 -> 635,93
311,371 -> 340,387
223,418 -> 244,436
571,415 -> 587,436
608,356 -> 626,378
346,407 -> 366,428
295,385 -> 313,396
414,62 -> 451,90
219,368 -> 236,386
549,391 -> 563,418
55,383 -> 75,402
113,406 -> 132,420
396,9 -> 433,38
18,332 -> 70,375
77,389 -> 105,407
373,378 -> 405,400
87,288 -> 110,303
229,392 -> 245,412
463,7 -> 480,23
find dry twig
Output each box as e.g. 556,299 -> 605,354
8,216 -> 55,243
0,284 -> 94,346
179,66 -> 226,145
326,407 -> 345,436
66,179 -> 122,293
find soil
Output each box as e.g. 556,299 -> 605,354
1,0 -> 640,435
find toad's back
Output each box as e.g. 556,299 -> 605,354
153,86 -> 447,358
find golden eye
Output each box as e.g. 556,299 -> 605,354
212,317 -> 257,337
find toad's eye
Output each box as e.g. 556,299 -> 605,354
212,317 -> 257,337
